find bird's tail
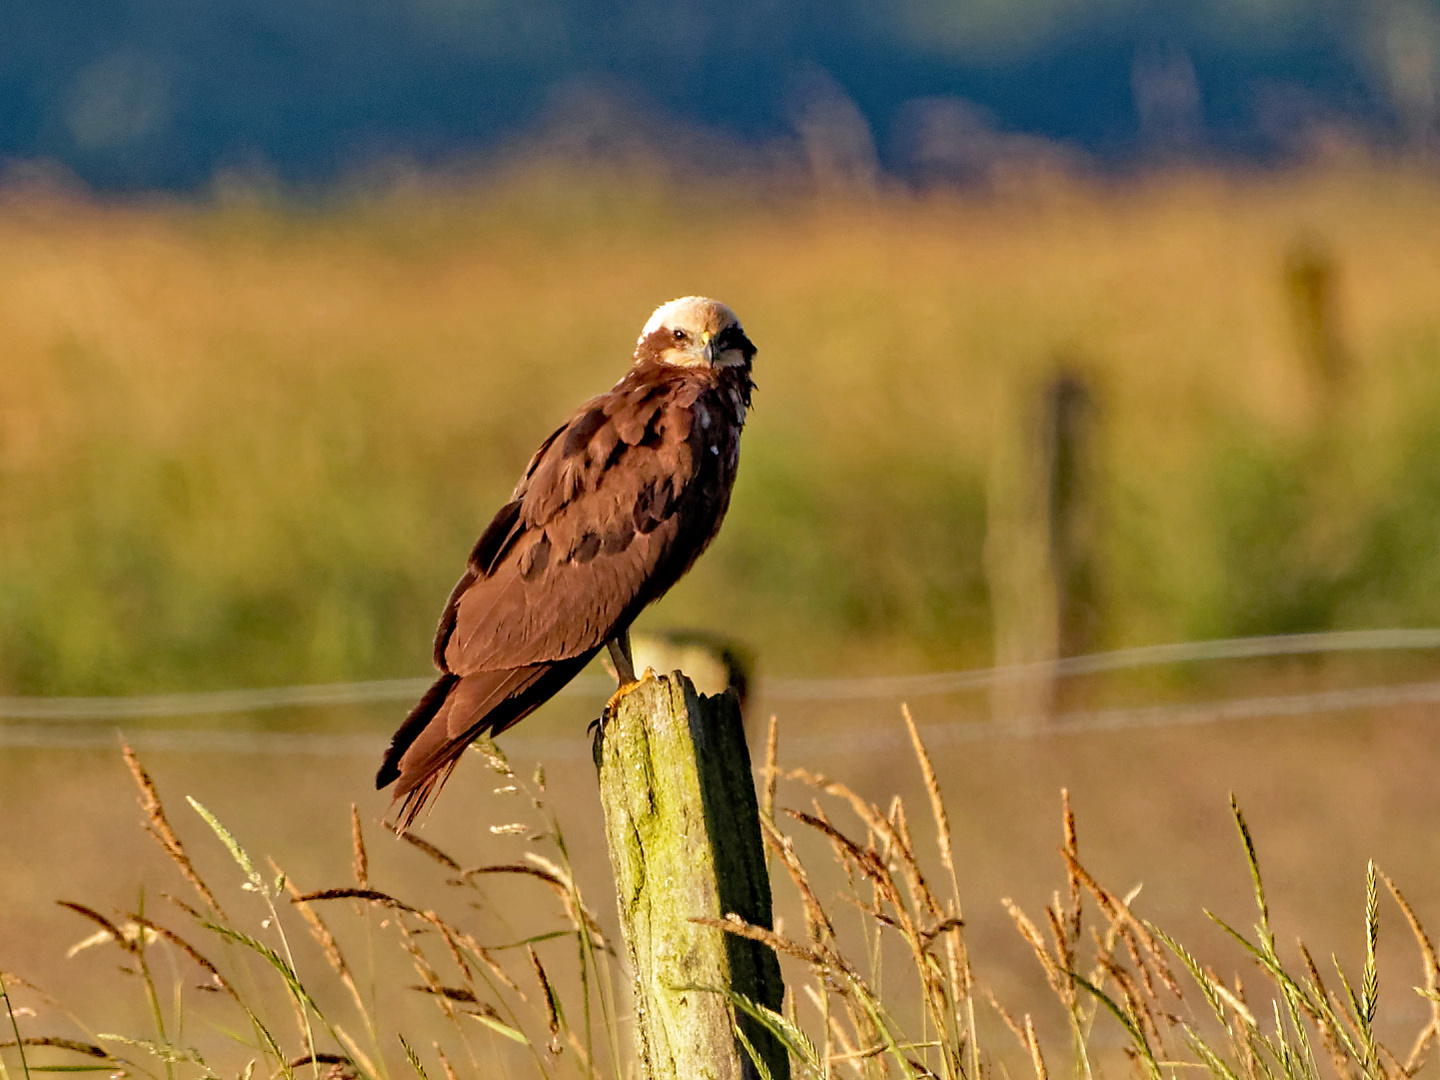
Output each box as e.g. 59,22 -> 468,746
376,653 -> 599,830
376,673 -> 458,791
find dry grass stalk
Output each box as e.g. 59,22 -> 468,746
784,807 -> 926,961
448,927 -> 524,998
783,767 -> 942,922
434,1044 -> 462,1080
465,859 -> 607,947
1061,849 -> 1178,997
1046,900 -> 1074,977
901,707 -> 953,886
399,920 -> 457,1022
424,920 -> 482,995
279,869 -> 376,1031
764,715 -> 780,823
122,742 -> 225,917
1296,941 -> 1333,1020
526,946 -> 561,1055
1226,977 -> 1262,1080
1381,872 -> 1440,1073
887,797 -> 913,867
811,800 -> 860,897
1003,898 -> 1070,1003
389,828 -> 463,873
808,985 -> 864,1077
781,728 -> 996,1080
1211,978 -> 1255,1029
55,901 -> 138,956
1061,791 -> 1081,949
692,914 -> 834,969
1095,953 -> 1164,1050
1023,1014 -> 1049,1080
904,705 -> 976,1070
125,914 -> 240,1002
524,851 -> 610,946
763,814 -> 839,947
297,887 -> 425,915
0,1036 -> 111,1059
295,884 -> 521,1001
350,805 -> 369,890
787,802 -> 952,1059
284,878 -> 352,984
984,988 -> 1028,1046
288,1052 -> 358,1080
1083,917 -> 1144,1032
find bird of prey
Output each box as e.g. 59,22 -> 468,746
377,296 -> 757,825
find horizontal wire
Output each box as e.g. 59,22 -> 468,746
0,675 -> 612,720
762,627 -> 1440,700
783,676 -> 1440,757
4,674 -> 1440,758
3,628 -> 1440,722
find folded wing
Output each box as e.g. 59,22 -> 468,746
377,369 -> 709,824
441,377 -> 700,673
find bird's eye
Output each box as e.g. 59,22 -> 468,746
672,328 -> 688,342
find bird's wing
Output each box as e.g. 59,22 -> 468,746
438,373 -> 705,674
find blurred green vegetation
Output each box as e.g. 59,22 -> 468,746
3,161 -> 1440,696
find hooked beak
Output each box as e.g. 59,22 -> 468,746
701,331 -> 718,365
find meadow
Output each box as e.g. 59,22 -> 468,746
4,159 -> 1440,697
5,158 -> 1440,1077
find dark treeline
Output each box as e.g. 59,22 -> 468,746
3,0 -> 1436,190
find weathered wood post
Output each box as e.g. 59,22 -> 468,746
597,671 -> 788,1080
1285,235 -> 1349,401
984,367 -> 1100,724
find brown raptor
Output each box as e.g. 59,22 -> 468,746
377,296 -> 756,825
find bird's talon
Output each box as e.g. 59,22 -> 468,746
604,679 -> 644,716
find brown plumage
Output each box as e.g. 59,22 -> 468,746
378,296 -> 757,825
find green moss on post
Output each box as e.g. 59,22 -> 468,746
597,672 -> 788,1080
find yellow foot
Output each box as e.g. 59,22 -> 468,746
604,680 -> 641,716
603,668 -> 660,716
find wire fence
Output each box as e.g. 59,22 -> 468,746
5,674 -> 1440,760
3,628 -> 1440,757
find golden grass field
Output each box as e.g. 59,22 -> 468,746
5,159 -> 1440,1077
4,159 -> 1440,696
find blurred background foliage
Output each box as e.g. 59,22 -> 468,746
3,161 -> 1440,695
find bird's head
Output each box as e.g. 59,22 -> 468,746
634,296 -> 756,371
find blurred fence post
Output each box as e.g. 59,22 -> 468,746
984,368 -> 1099,723
596,672 -> 788,1080
1044,372 -> 1100,665
1285,236 -> 1349,403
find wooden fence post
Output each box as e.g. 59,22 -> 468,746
984,368 -> 1100,724
597,672 -> 789,1080
1285,235 -> 1349,401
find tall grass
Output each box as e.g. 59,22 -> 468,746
5,162 -> 1440,696
3,715 -> 1434,1080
